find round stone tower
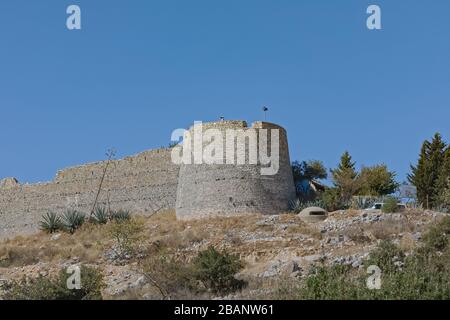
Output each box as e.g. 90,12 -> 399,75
175,120 -> 296,220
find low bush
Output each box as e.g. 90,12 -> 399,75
422,216 -> 450,251
192,246 -> 246,295
285,218 -> 450,300
3,265 -> 105,300
140,253 -> 197,299
320,188 -> 347,212
382,197 -> 398,213
108,219 -> 144,260
297,265 -> 363,300
364,240 -> 405,274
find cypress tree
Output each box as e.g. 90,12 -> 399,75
428,133 -> 446,206
408,140 -> 430,207
408,133 -> 446,209
436,146 -> 450,205
332,151 -> 357,179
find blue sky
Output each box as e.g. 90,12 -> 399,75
0,0 -> 449,184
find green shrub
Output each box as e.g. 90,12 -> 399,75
364,240 -> 405,274
287,232 -> 450,300
320,187 -> 346,212
140,253 -> 197,299
3,265 -> 105,300
297,265 -> 362,300
90,207 -> 109,225
192,246 -> 246,295
110,209 -> 131,222
39,212 -> 62,234
422,216 -> 450,251
62,210 -> 86,234
437,179 -> 450,213
108,219 -> 144,260
382,197 -> 398,213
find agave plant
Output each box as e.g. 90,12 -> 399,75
39,212 -> 62,233
289,198 -> 325,213
90,207 -> 109,225
62,210 -> 86,234
110,209 -> 131,222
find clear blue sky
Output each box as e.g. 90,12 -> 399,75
0,0 -> 449,184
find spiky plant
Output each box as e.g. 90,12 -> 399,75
39,212 -> 62,233
110,209 -> 131,222
62,210 -> 86,234
90,207 -> 109,225
289,198 -> 325,213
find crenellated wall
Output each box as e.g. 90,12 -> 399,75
0,149 -> 179,239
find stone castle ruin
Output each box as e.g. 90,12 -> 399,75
0,120 -> 296,239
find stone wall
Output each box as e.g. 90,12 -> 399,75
0,149 -> 179,239
0,120 -> 297,239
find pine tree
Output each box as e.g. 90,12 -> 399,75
436,146 -> 450,207
408,140 -> 430,207
428,133 -> 446,207
331,151 -> 360,202
408,133 -> 446,209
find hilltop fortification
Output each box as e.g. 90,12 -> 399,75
175,120 -> 296,219
0,120 -> 296,239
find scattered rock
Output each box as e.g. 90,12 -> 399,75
50,233 -> 61,241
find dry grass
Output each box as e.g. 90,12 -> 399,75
337,226 -> 373,243
0,210 -> 264,269
368,218 -> 416,240
0,221 -> 111,267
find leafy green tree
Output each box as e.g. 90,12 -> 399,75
292,160 -> 327,198
331,151 -> 361,203
409,133 -> 447,208
359,164 -> 399,196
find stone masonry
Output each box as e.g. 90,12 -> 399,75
0,120 -> 296,239
0,149 -> 179,239
175,121 -> 296,219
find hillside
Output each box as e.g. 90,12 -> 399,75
0,209 -> 449,300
